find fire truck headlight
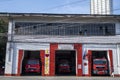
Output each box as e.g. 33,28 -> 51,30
104,70 -> 108,74
93,70 -> 97,74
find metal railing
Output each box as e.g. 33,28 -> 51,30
14,22 -> 116,36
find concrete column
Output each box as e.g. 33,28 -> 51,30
74,44 -> 83,76
49,43 -> 58,76
40,50 -> 45,76
5,42 -> 14,76
5,19 -> 14,76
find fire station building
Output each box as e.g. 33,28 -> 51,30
2,13 -> 120,76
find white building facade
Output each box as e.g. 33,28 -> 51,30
2,13 -> 120,77
90,0 -> 113,14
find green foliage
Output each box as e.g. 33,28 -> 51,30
0,19 -> 8,65
0,19 -> 7,33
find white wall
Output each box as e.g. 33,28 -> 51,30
117,45 -> 120,74
5,42 -> 120,75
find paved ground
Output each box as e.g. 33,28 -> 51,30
0,76 -> 119,80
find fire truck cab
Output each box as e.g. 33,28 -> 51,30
58,59 -> 71,73
25,59 -> 40,73
93,58 -> 108,75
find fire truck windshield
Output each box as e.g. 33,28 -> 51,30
27,59 -> 39,64
93,60 -> 106,64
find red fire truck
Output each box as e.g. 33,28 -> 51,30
58,59 -> 70,73
93,58 -> 108,75
25,59 -> 40,73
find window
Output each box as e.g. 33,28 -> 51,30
93,60 -> 107,64
15,22 -> 115,36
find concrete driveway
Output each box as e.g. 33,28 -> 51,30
0,76 -> 119,80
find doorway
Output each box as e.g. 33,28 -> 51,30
21,51 -> 42,76
91,51 -> 110,76
55,50 -> 76,76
